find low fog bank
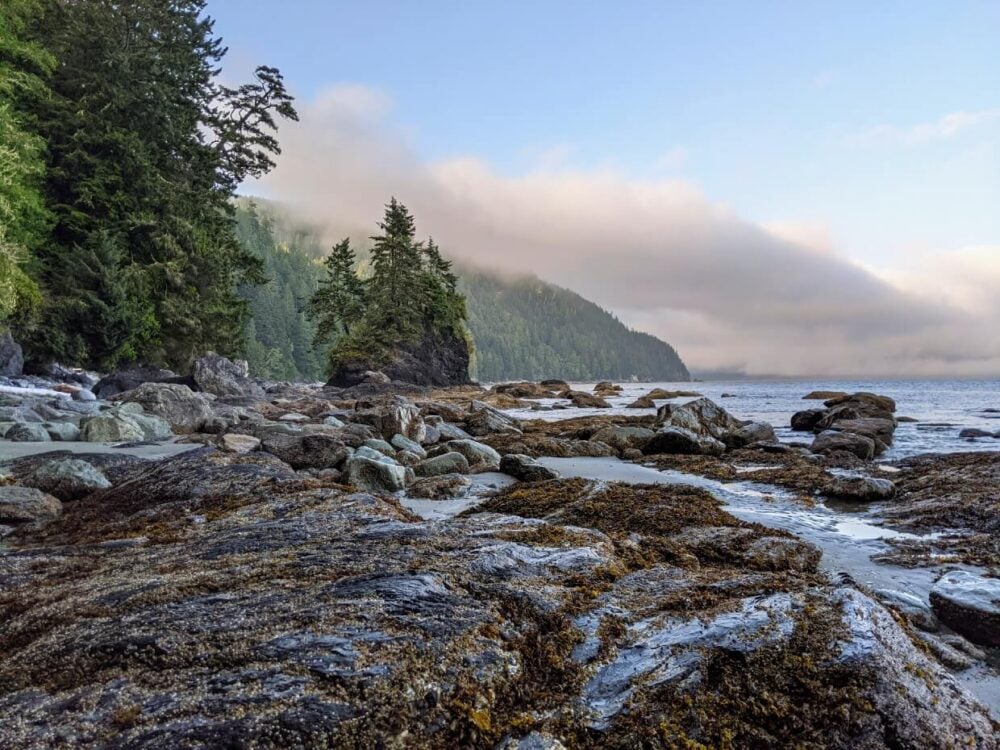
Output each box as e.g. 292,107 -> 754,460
250,85 -> 1000,378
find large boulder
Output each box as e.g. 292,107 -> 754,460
414,452 -> 470,477
117,383 -> 213,434
353,397 -> 426,443
655,397 -> 744,442
795,392 -> 898,458
464,400 -> 522,436
810,430 -> 876,460
192,353 -> 265,398
345,455 -> 408,493
0,486 -> 61,525
824,475 -> 896,502
0,330 -> 24,377
5,423 -> 51,442
563,390 -> 611,408
93,365 -> 177,399
446,439 -> 502,472
929,570 -> 1000,648
642,426 -> 726,456
390,434 -> 426,459
724,421 -> 777,449
79,414 -> 145,443
25,459 -> 112,501
791,408 -> 829,432
499,454 -> 560,482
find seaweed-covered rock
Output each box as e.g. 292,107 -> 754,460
810,430 -> 876,460
407,473 -> 472,499
642,426 -> 725,456
824,475 -> 895,502
260,433 -> 352,470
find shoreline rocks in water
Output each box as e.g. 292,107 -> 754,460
792,391 -> 898,458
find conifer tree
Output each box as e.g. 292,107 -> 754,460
308,238 -> 365,345
367,198 -> 423,338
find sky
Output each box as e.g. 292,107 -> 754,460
209,0 -> 1000,377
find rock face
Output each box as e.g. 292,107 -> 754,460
327,329 -> 470,387
0,331 -> 24,377
643,398 -> 767,455
192,353 -> 265,398
655,398 -> 745,442
929,570 -> 1000,647
116,383 -> 213,434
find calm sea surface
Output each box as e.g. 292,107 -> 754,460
500,379 -> 1000,460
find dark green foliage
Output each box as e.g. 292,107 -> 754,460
309,199 -> 470,375
0,0 -> 53,321
234,203 -> 325,381
17,0 -> 295,369
459,267 -> 690,382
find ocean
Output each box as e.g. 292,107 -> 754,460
500,378 -> 1000,460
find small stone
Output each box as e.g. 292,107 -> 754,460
221,433 -> 261,454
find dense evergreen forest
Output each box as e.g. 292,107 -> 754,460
460,268 -> 690,382
0,0 -> 296,370
232,203 -> 689,383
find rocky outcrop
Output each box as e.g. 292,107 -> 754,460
327,330 -> 471,388
192,353 -> 265,398
563,390 -> 611,408
0,331 -> 24,378
792,392 -> 898,458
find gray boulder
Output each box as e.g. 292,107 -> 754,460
345,455 -> 408,493
415,452 -> 470,477
655,397 -> 743,442
363,438 -> 396,457
26,459 -> 112,501
0,486 -> 61,525
0,331 -> 23,377
80,415 -> 146,443
117,383 -> 213,434
437,422 -> 472,441
354,397 -> 426,442
725,421 -> 777,448
6,423 -> 51,443
446,439 -> 502,472
43,422 -> 81,442
791,408 -> 827,431
93,366 -> 177,399
192,353 -> 265,398
464,401 -> 522,436
390,433 -> 426,459
499,454 -> 560,482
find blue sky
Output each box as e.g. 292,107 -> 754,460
208,1 -> 1000,375
212,0 -> 999,264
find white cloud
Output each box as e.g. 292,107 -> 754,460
257,85 -> 1000,377
849,108 -> 1000,147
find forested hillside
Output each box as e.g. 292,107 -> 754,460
460,268 -> 690,382
233,203 -> 689,383
234,203 -> 326,381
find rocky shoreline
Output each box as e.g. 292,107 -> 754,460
0,363 -> 997,747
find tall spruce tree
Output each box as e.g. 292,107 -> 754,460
367,198 -> 423,340
21,0 -> 296,369
307,238 -> 365,345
